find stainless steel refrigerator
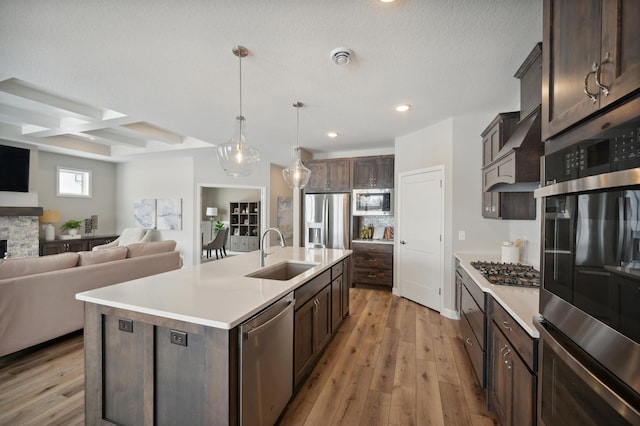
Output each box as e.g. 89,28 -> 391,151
304,193 -> 350,249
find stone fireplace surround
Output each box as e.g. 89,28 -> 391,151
0,207 -> 43,258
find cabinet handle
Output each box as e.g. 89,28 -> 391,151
501,321 -> 513,332
368,274 -> 377,278
583,63 -> 599,104
595,52 -> 611,96
503,347 -> 511,361
465,338 -> 473,346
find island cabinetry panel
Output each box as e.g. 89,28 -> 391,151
352,155 -> 394,189
294,284 -> 331,388
294,269 -> 334,389
303,159 -> 351,193
542,0 -> 640,140
331,259 -> 349,332
84,303 -> 238,426
487,296 -> 537,426
352,242 -> 393,287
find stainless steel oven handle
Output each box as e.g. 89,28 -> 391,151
617,197 -> 625,266
535,168 -> 640,198
534,317 -> 640,422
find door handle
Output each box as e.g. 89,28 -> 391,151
400,240 -> 406,245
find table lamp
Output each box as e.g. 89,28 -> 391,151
206,207 -> 218,221
39,209 -> 61,241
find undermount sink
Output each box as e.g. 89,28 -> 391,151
245,261 -> 318,281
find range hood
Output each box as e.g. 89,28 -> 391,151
482,106 -> 543,192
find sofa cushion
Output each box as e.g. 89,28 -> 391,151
0,252 -> 78,279
127,240 -> 177,258
78,246 -> 128,266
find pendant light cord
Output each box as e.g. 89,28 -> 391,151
238,53 -> 243,120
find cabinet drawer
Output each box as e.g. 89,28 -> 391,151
352,242 -> 393,254
460,313 -> 485,387
489,297 -> 536,370
294,269 -> 331,308
331,261 -> 343,279
353,251 -> 392,270
353,268 -> 392,286
461,285 -> 485,349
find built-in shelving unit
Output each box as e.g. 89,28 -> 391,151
229,201 -> 260,252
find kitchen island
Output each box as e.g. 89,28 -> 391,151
76,246 -> 352,426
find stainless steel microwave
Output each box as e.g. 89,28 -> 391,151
352,188 -> 393,216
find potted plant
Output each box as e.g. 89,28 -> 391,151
213,220 -> 225,235
61,219 -> 83,236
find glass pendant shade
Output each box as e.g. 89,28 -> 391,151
283,147 -> 311,188
217,45 -> 259,177
283,101 -> 311,189
217,116 -> 260,177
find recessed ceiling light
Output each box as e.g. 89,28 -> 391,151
327,131 -> 339,138
379,0 -> 396,3
396,104 -> 411,112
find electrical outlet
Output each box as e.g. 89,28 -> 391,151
170,330 -> 188,347
458,230 -> 466,241
118,318 -> 133,333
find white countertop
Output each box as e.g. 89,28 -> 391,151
455,252 -> 540,338
76,247 -> 351,330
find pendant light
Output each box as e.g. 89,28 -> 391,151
217,46 -> 260,177
282,102 -> 311,189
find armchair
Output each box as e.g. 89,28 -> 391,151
92,228 -> 152,251
203,228 -> 228,260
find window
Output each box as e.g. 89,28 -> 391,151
57,166 -> 92,197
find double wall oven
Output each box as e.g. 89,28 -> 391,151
535,119 -> 640,424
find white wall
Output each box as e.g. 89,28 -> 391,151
395,113 -> 540,315
38,151 -> 117,236
117,155 -> 195,265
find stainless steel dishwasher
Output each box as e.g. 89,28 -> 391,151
239,292 -> 294,426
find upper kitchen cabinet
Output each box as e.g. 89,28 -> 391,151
542,0 -> 640,140
352,156 -> 394,189
482,113 -> 520,169
304,159 -> 351,193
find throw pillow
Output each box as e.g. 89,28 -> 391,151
127,240 -> 177,258
0,252 -> 79,279
78,246 -> 128,266
118,228 -> 147,246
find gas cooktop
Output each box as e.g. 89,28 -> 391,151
470,261 -> 540,288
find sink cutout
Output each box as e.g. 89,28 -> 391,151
245,261 -> 318,281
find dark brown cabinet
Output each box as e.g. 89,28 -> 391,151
542,0 -> 640,140
488,297 -> 537,426
294,283 -> 331,388
352,242 -> 393,287
39,235 -> 117,256
481,112 -> 536,220
304,159 -> 351,193
352,156 -> 394,189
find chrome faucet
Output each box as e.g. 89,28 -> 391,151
259,227 -> 286,267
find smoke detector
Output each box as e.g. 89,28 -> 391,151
330,47 -> 353,65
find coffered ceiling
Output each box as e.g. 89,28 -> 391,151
0,0 -> 542,165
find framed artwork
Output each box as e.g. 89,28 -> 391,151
277,196 -> 293,244
156,198 -> 182,230
134,199 -> 156,229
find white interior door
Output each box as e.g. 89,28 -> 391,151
397,167 -> 444,311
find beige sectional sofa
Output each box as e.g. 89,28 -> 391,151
0,240 -> 182,357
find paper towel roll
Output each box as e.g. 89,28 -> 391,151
501,245 -> 520,263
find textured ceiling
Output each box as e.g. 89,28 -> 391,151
0,0 -> 542,165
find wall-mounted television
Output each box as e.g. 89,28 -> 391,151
0,144 -> 30,192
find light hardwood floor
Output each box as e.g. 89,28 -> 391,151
0,288 -> 497,425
